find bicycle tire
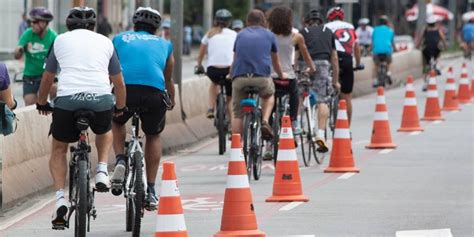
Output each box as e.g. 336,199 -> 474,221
132,151 -> 144,237
253,116 -> 263,180
300,108 -> 310,166
272,105 -> 281,165
125,157 -> 135,232
242,113 -> 252,181
216,95 -> 226,155
75,159 -> 88,237
330,96 -> 339,138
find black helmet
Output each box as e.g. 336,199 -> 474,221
66,7 -> 96,28
215,9 -> 232,25
378,15 -> 389,25
29,7 -> 53,22
305,9 -> 324,24
133,7 -> 161,28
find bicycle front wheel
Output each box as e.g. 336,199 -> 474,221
330,96 -> 339,139
216,95 -> 227,155
75,159 -> 88,237
132,152 -> 144,237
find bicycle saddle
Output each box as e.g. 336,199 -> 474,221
73,110 -> 95,131
242,86 -> 260,94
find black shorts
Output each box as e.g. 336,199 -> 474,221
113,85 -> 167,135
207,66 -> 232,97
422,47 -> 441,64
338,54 -> 354,94
52,108 -> 113,143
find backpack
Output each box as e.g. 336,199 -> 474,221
0,102 -> 17,136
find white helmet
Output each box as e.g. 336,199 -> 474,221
426,15 -> 438,24
358,18 -> 370,25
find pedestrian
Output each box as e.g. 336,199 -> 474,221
183,25 -> 192,55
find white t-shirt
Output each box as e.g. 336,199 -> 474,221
52,29 -> 115,97
356,26 -> 373,46
201,28 -> 237,67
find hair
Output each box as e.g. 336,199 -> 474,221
134,22 -> 157,34
207,20 -> 230,38
67,23 -> 95,31
246,9 -> 266,27
268,6 -> 292,36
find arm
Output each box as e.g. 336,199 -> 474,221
439,29 -> 448,50
37,71 -> 55,106
164,54 -> 175,107
354,43 -> 361,66
415,28 -> 425,49
109,73 -> 126,110
0,87 -> 15,109
196,44 -> 207,67
295,33 -> 316,74
330,49 -> 340,88
14,47 -> 24,60
271,52 -> 285,79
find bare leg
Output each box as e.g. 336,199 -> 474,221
23,93 -> 37,106
317,103 -> 329,130
340,93 -> 352,126
260,95 -> 275,123
208,83 -> 219,109
144,134 -> 161,184
96,131 -> 113,164
50,139 -> 69,190
112,122 -> 126,155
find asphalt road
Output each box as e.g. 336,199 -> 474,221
1,56 -> 472,236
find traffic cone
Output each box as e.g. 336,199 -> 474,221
398,75 -> 424,132
457,63 -> 471,104
155,161 -> 188,237
266,115 -> 309,202
471,69 -> 474,99
422,70 -> 444,121
215,134 -> 265,237
366,87 -> 397,149
442,67 -> 460,111
324,100 -> 359,173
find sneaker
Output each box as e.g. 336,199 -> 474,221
111,159 -> 126,196
263,150 -> 273,161
314,136 -> 329,153
145,192 -> 159,211
292,121 -> 303,135
422,81 -> 428,92
95,171 -> 111,192
372,80 -> 379,88
261,121 -> 274,140
206,108 -> 214,119
52,197 -> 69,230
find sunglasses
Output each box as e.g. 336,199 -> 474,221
31,20 -> 41,24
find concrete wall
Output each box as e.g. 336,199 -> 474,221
0,50 -> 422,208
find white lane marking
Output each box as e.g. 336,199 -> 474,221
0,199 -> 54,231
396,228 -> 453,237
283,236 -> 315,237
432,120 -> 443,124
450,110 -> 460,113
379,149 -> 394,154
338,173 -> 356,180
410,131 -> 422,136
279,202 -> 304,211
353,140 -> 370,145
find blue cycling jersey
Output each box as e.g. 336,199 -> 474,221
462,23 -> 474,42
113,31 -> 173,91
372,25 -> 394,55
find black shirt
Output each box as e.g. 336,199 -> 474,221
299,25 -> 336,61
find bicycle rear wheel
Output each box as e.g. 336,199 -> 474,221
252,116 -> 263,180
216,95 -> 227,155
330,96 -> 339,138
272,108 -> 281,165
300,107 -> 313,166
125,156 -> 135,232
132,151 -> 144,237
75,159 -> 88,237
242,113 -> 252,180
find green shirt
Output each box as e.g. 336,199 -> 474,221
18,28 -> 57,77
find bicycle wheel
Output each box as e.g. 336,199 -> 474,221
300,107 -> 312,166
75,159 -> 88,237
272,107 -> 281,165
298,110 -> 307,167
242,113 -> 252,180
216,94 -> 226,155
330,96 -> 339,138
252,115 -> 263,180
132,151 -> 144,237
125,157 -> 135,232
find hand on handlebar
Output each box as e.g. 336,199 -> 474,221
305,67 -> 316,75
36,102 -> 53,116
194,65 -> 205,75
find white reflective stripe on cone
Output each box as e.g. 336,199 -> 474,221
374,112 -> 389,121
427,90 -> 439,98
279,127 -> 294,139
230,149 -> 244,161
160,180 -> 180,197
406,83 -> 414,91
337,110 -> 348,120
334,128 -> 351,139
376,96 -> 386,104
459,79 -> 469,84
276,149 -> 298,161
429,78 -> 437,85
404,98 -> 417,106
226,175 -> 249,188
156,214 -> 187,232
445,83 -> 456,90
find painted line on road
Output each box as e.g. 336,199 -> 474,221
283,235 -> 315,237
0,199 -> 54,231
379,149 -> 394,154
353,140 -> 369,145
338,173 -> 356,180
279,202 -> 304,211
396,228 -> 452,237
409,131 -> 422,136
432,120 -> 443,124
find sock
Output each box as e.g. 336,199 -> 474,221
147,182 -> 156,195
317,129 -> 325,139
56,189 -> 65,201
96,162 -> 108,174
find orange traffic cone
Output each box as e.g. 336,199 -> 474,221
458,63 -> 471,104
422,70 -> 444,121
471,69 -> 474,98
215,134 -> 265,237
366,87 -> 397,149
442,67 -> 460,111
324,100 -> 359,173
155,161 -> 188,237
266,115 -> 309,202
398,75 -> 424,132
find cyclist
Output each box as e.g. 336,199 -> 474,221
371,15 -> 396,88
356,18 -> 373,56
111,7 -> 175,211
416,15 -> 447,91
196,9 -> 236,123
231,9 -> 286,140
35,7 -> 126,228
0,63 -> 17,110
460,18 -> 474,59
325,6 -> 362,126
299,9 -> 340,152
14,7 -> 57,106
267,6 -> 315,133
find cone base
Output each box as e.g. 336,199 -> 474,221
421,117 -> 444,121
324,167 -> 360,173
442,107 -> 461,111
366,143 -> 397,149
459,100 -> 472,104
397,127 -> 424,132
214,229 -> 266,237
265,195 -> 309,202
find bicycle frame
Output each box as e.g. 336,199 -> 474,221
124,113 -> 147,201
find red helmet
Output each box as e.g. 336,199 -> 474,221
326,6 -> 344,21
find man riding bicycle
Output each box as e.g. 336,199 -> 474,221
111,7 -> 175,211
299,9 -> 340,152
460,18 -> 474,59
15,7 -> 57,106
325,6 -> 362,126
36,7 -> 126,228
371,15 -> 396,88
355,18 -> 373,57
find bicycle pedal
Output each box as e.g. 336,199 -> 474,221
52,222 -> 67,230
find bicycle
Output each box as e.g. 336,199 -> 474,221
111,108 -> 147,237
374,54 -> 392,88
269,78 -> 290,165
240,86 -> 264,181
422,56 -> 439,92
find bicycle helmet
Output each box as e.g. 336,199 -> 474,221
327,6 -> 344,21
378,15 -> 389,25
133,7 -> 161,28
215,9 -> 232,25
358,18 -> 370,25
66,7 -> 96,28
426,15 -> 438,24
304,9 -> 324,24
29,7 -> 53,22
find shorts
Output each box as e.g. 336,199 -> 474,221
232,75 -> 275,118
311,60 -> 333,104
422,47 -> 440,64
338,54 -> 354,94
113,85 -> 167,135
373,54 -> 392,65
207,66 -> 232,97
23,76 -> 41,96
